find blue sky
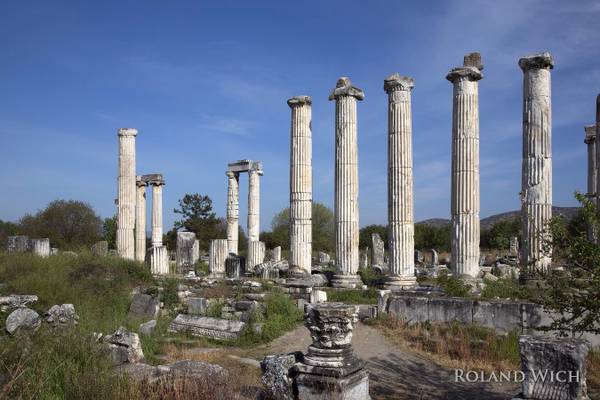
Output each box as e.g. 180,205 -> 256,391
1,1 -> 599,233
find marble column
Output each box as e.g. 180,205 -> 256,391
247,166 -> 262,243
288,95 -> 313,276
519,52 -> 553,272
384,74 -> 417,288
329,77 -> 364,288
151,179 -> 165,247
226,171 -> 240,255
209,239 -> 228,278
135,178 -> 147,262
447,54 -> 483,278
247,240 -> 265,273
116,128 -> 137,260
596,95 -> 600,245
585,124 -> 597,242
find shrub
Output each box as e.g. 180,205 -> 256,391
435,274 -> 471,297
325,288 -> 378,304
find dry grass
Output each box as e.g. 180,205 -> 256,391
370,316 -> 520,372
588,349 -> 600,399
201,283 -> 234,299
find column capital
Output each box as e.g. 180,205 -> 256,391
518,52 -> 554,71
463,52 -> 484,71
585,124 -> 596,144
287,96 -> 312,107
328,77 -> 365,101
118,128 -> 138,137
226,170 -> 239,179
446,66 -> 482,83
136,178 -> 148,188
384,73 -> 414,93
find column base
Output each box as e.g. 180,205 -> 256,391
295,368 -> 370,400
384,276 -> 417,291
331,274 -> 364,289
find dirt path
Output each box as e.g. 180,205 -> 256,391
243,322 -> 519,400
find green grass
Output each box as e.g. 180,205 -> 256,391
325,288 -> 378,304
435,274 -> 472,298
480,277 -> 531,300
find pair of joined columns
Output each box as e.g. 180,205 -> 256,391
135,176 -> 165,262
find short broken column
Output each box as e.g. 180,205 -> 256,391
30,239 -> 50,258
116,128 -> 137,260
447,53 -> 483,279
384,73 -> 417,288
585,124 -> 597,242
135,178 -> 147,262
226,171 -> 240,255
370,233 -> 385,268
294,303 -> 370,399
288,95 -> 313,276
208,239 -> 228,278
176,231 -> 197,274
271,246 -> 281,263
329,77 -> 365,289
247,240 -> 265,273
519,52 -> 554,272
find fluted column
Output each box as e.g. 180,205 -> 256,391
135,178 -> 147,262
329,77 -> 364,288
247,167 -> 262,243
384,74 -> 417,288
447,56 -> 483,279
585,124 -> 596,242
151,179 -> 165,247
226,171 -> 240,254
519,52 -> 553,272
209,239 -> 228,278
117,128 -> 137,260
288,96 -> 313,276
596,95 -> 600,245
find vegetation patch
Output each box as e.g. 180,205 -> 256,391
325,288 -> 378,304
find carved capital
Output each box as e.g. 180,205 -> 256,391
328,77 -> 365,101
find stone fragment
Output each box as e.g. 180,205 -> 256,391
0,294 -> 38,312
271,246 -> 282,263
118,359 -> 227,384
261,352 -> 303,400
168,314 -> 245,340
414,249 -> 424,264
128,293 -> 159,319
310,289 -> 327,303
30,238 -> 50,257
7,235 -> 30,253
103,326 -> 145,365
318,252 -> 330,264
370,233 -> 385,267
138,319 -> 157,335
187,297 -> 209,316
225,254 -> 243,278
5,307 -> 41,335
176,231 -> 197,274
91,241 -> 109,257
45,304 -> 79,327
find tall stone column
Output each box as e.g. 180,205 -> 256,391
116,128 -> 137,260
596,95 -> 600,245
135,178 -> 147,262
150,179 -> 165,247
226,171 -> 240,255
585,124 -> 597,242
288,95 -> 313,276
519,52 -> 553,272
247,166 -> 262,243
329,77 -> 364,288
447,54 -> 483,279
384,74 -> 417,288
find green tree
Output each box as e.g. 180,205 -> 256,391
359,225 -> 387,249
481,218 -> 521,250
263,202 -> 335,253
18,200 -> 102,249
0,219 -> 19,248
102,215 -> 117,249
414,223 -> 451,251
172,193 -> 227,252
540,192 -> 600,336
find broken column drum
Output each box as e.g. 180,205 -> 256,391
117,128 -> 137,260
288,96 -> 313,276
176,231 -> 197,273
135,178 -> 147,262
447,60 -> 483,278
329,77 -> 364,289
247,240 -> 265,273
519,53 -> 553,272
226,171 -> 240,255
384,74 -> 417,288
209,239 -> 228,277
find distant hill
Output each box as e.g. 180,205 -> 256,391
416,206 -> 580,230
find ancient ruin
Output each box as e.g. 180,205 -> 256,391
116,128 -> 137,260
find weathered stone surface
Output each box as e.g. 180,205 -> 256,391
187,297 -> 209,315
209,239 -> 228,277
149,178 -> 165,247
5,307 -> 41,335
176,231 -> 197,274
255,261 -> 280,279
414,249 -> 424,264
226,171 -> 240,255
515,335 -> 589,400
6,235 -> 30,253
271,246 -> 282,263
318,252 -> 330,264
147,245 -> 169,275
119,359 -> 227,383
30,238 -> 50,257
138,319 -> 157,335
168,314 -> 245,340
117,128 -> 137,260
103,326 -> 145,365
225,254 -> 243,278
45,304 -> 79,327
128,293 -> 159,319
261,352 -> 303,400
0,295 -> 38,312
310,273 -> 328,287
91,241 -> 109,257
247,240 -> 266,273
310,289 -> 327,303
370,233 -> 385,267
135,178 -> 147,262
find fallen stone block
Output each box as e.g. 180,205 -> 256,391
168,314 -> 245,340
0,294 -> 38,312
45,304 -> 79,327
5,307 -> 41,335
103,326 -> 145,365
128,293 -> 159,319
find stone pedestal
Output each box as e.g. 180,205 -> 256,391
519,52 -> 553,272
135,178 -> 147,262
148,245 -> 169,275
176,231 -> 197,274
117,128 -> 137,260
226,171 -> 240,255
447,54 -> 483,278
247,241 -> 265,273
329,77 -> 364,289
294,303 -> 370,400
209,239 -> 228,278
288,96 -> 313,276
